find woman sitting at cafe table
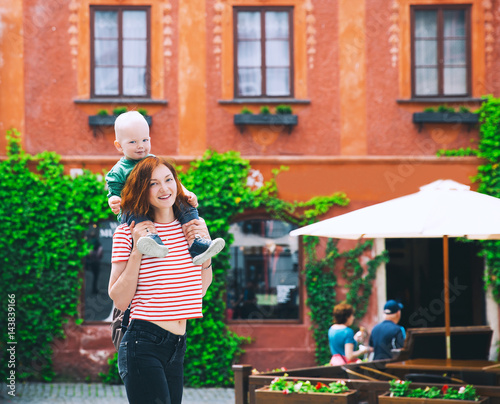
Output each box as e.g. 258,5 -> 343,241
328,302 -> 372,366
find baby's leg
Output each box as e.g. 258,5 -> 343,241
176,202 -> 225,265
174,202 -> 199,248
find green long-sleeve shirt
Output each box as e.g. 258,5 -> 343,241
105,154 -> 154,199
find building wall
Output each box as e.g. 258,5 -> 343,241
0,0 -> 25,153
1,0 -> 499,378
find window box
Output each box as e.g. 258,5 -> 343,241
88,115 -> 152,136
412,112 -> 478,132
234,114 -> 298,134
378,392 -> 489,404
256,387 -> 358,404
88,115 -> 152,126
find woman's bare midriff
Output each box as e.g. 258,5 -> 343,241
151,319 -> 187,335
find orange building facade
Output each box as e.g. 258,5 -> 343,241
1,0 -> 499,378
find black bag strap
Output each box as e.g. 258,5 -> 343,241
121,306 -> 131,332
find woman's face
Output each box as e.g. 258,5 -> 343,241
346,313 -> 355,326
148,164 -> 178,211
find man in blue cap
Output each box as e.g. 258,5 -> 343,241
369,300 -> 405,360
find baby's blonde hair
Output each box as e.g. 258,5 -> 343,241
114,111 -> 149,142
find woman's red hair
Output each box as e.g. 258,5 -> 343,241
121,156 -> 188,221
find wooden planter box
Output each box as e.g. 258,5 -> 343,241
412,112 -> 478,132
255,387 -> 358,404
378,392 -> 490,404
234,114 -> 298,133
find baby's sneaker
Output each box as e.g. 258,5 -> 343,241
137,234 -> 169,258
189,237 -> 225,265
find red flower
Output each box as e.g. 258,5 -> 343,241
442,385 -> 449,394
283,390 -> 289,395
316,383 -> 325,390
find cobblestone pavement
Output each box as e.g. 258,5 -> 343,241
0,383 -> 235,403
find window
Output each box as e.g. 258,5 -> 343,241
90,6 -> 150,97
227,219 -> 300,321
234,7 -> 293,98
411,5 -> 470,98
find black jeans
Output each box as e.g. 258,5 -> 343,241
118,319 -> 187,404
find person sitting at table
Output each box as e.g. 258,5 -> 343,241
369,299 -> 406,360
328,302 -> 371,365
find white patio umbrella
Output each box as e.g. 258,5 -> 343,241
290,179 -> 500,360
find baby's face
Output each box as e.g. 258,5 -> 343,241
116,132 -> 151,160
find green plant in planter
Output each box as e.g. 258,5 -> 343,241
113,106 -> 128,116
240,106 -> 253,114
137,108 -> 148,116
458,106 -> 471,113
389,380 -> 480,400
423,107 -> 436,113
437,105 -> 455,113
260,105 -> 271,115
269,374 -> 349,395
389,380 -> 411,397
408,386 -> 442,399
275,104 -> 293,114
97,109 -> 109,116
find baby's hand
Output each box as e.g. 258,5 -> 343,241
108,196 -> 122,215
186,191 -> 198,208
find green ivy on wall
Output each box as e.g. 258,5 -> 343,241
437,95 -> 500,304
303,237 -> 340,365
0,129 -> 110,381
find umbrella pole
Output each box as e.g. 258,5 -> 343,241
443,235 -> 451,361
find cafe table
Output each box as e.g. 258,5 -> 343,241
385,358 -> 500,385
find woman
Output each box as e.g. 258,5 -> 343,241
108,156 -> 213,404
328,302 -> 371,366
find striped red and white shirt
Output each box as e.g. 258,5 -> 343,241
111,220 -> 203,321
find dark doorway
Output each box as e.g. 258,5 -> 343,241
385,238 -> 485,330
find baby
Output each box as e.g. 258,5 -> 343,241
105,111 -> 225,264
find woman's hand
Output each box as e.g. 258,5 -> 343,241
182,218 -> 210,243
129,220 -> 156,250
109,222 -> 149,310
